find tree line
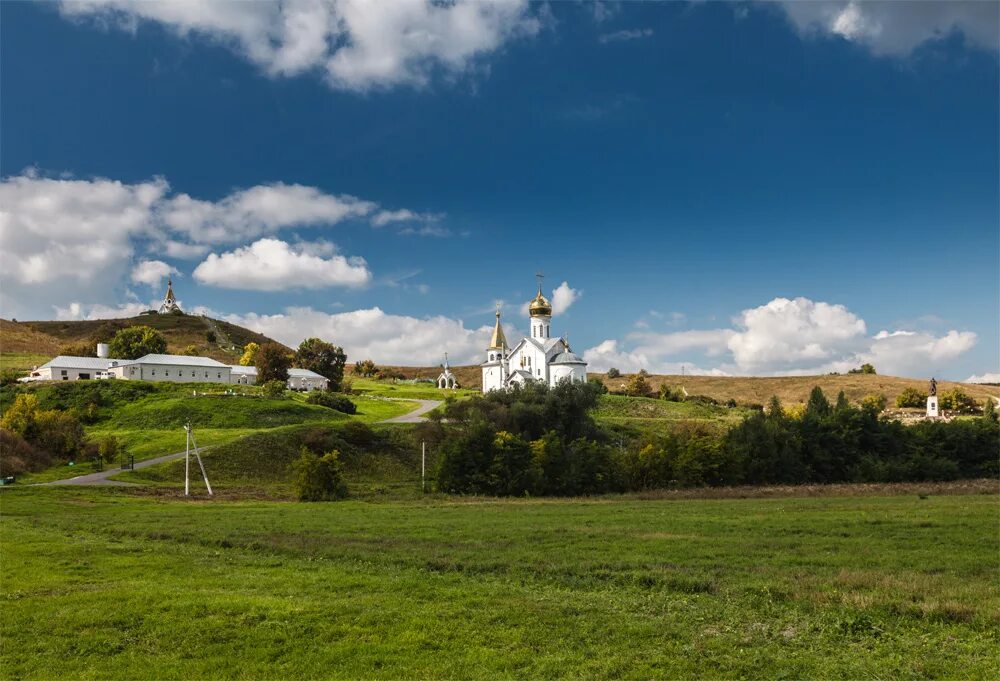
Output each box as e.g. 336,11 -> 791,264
434,382 -> 998,496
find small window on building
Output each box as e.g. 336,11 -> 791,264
151,370 -> 156,376
192,371 -> 196,377
61,369 -> 68,376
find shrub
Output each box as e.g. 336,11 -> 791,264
0,429 -> 50,476
33,410 -> 85,460
180,345 -> 200,356
623,373 -> 653,398
940,389 -> 979,414
108,325 -> 167,360
848,363 -> 877,375
305,391 -> 357,414
606,367 -> 620,379
587,377 -> 608,394
255,343 -> 292,384
860,394 -> 887,413
293,448 -> 348,501
896,387 -> 925,409
206,331 -> 217,343
261,380 -> 287,398
0,369 -> 22,388
96,435 -> 123,463
1,394 -> 40,439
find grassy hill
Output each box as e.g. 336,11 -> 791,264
377,364 -> 997,405
4,313 -> 279,364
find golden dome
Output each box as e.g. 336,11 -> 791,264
528,289 -> 552,317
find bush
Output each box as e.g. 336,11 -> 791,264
305,391 -> 357,414
33,410 -> 86,461
261,380 -> 287,398
293,448 -> 348,501
353,359 -> 378,377
848,363 -> 877,375
940,389 -> 979,414
59,341 -> 98,357
896,387 -> 925,409
623,373 -> 653,398
0,429 -> 50,476
180,345 -> 199,356
206,331 -> 217,343
606,368 -> 620,379
96,435 -> 123,463
108,325 -> 167,360
860,394 -> 887,413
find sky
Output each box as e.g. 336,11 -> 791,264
1,0 -> 997,381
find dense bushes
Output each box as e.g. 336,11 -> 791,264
0,394 -> 88,473
436,383 -> 999,496
305,391 -> 357,414
293,447 -> 348,501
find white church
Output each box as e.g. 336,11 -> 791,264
481,281 -> 587,393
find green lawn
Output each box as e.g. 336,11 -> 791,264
1,486 -> 995,679
0,351 -> 49,371
352,377 -> 477,401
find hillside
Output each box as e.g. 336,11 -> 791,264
2,314 -> 279,364
378,365 -> 997,405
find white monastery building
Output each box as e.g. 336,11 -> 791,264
481,281 -> 587,393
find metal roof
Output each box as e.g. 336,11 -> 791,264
36,356 -> 117,370
132,354 -> 230,368
551,351 -> 586,365
228,366 -> 326,380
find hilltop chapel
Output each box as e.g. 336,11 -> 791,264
481,279 -> 587,393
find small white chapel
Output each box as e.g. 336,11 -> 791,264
481,278 -> 587,393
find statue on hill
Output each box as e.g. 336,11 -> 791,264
158,278 -> 183,314
929,377 -> 937,397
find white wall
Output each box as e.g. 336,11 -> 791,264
113,363 -> 231,383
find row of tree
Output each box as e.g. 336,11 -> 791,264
435,383 -> 998,496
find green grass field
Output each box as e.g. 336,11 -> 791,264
1,485 -> 996,679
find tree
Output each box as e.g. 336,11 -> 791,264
108,325 -> 167,360
896,387 -> 925,408
353,359 -> 377,377
295,338 -> 347,391
606,367 -> 620,379
984,399 -> 998,423
849,363 -> 877,375
623,373 -> 653,397
255,342 -> 291,384
293,448 -> 348,501
260,380 -> 286,398
1,394 -> 40,440
805,386 -> 831,417
206,330 -> 217,343
239,342 -> 259,366
96,435 -> 123,463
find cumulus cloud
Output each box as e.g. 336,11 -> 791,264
53,301 -> 154,321
219,306 -> 493,365
582,339 -> 730,376
131,260 -> 179,289
192,238 -> 371,290
159,183 -> 375,244
966,373 -> 1000,384
582,296 -> 978,378
59,0 -> 540,91
0,171 -> 434,316
598,28 -> 653,44
550,281 -> 581,315
778,1 -> 999,55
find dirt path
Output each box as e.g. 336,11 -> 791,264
378,398 -> 443,424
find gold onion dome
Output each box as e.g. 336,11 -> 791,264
528,289 -> 552,317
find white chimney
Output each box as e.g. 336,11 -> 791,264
96,343 -> 110,359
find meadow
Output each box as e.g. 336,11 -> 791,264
1,484 -> 996,679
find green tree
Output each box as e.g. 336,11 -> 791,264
295,338 -> 347,391
805,386 -> 831,418
606,367 -> 620,379
834,390 -> 851,413
0,394 -> 40,439
623,373 -> 653,397
849,363 -> 877,375
108,325 -> 167,360
255,342 -> 291,384
293,448 -> 348,501
260,380 -> 286,398
96,435 -> 122,463
238,342 -> 259,366
860,394 -> 887,413
895,387 -> 925,408
353,359 -> 377,377
206,330 -> 217,343
983,398 -> 998,423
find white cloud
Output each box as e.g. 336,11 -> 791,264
193,238 -> 371,291
598,28 -> 653,44
59,0 -> 540,92
131,260 -> 179,289
550,281 -> 581,316
582,339 -> 729,376
220,306 -> 493,365
727,297 -> 867,374
159,183 -> 375,244
966,373 -> 1000,384
53,301 -> 154,321
778,1 -> 999,55
0,171 -> 435,317
582,296 -> 978,378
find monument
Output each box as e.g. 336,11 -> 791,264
926,377 -> 939,418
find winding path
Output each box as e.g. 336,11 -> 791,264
38,397 -> 443,487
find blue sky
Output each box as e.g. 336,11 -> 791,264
1,1 -> 997,380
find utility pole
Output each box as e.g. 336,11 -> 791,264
421,441 -> 426,494
184,421 -> 213,497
